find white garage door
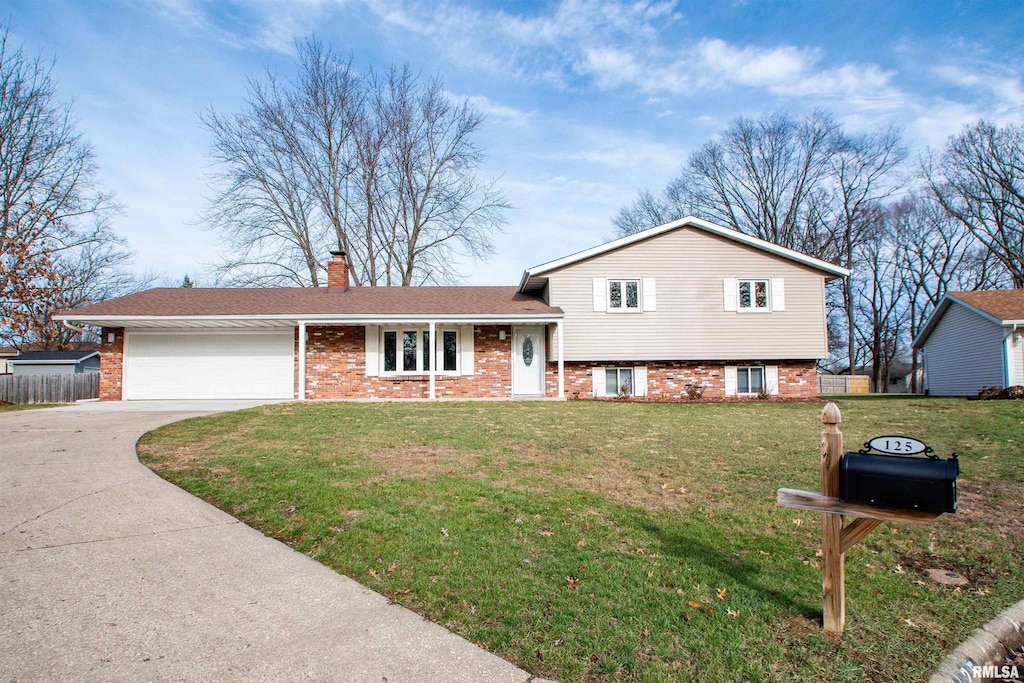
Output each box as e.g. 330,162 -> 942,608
124,331 -> 294,400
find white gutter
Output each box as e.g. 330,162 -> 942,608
54,313 -> 564,327
9,352 -> 100,365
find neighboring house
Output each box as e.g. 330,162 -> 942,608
9,350 -> 101,376
912,290 -> 1024,397
55,217 -> 848,402
0,347 -> 18,374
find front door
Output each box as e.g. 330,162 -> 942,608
512,326 -> 545,396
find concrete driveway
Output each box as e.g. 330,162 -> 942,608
0,401 -> 535,682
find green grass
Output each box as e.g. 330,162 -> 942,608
0,403 -> 59,411
138,398 -> 1024,682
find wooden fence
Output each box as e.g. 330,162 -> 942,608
817,375 -> 871,394
0,373 -> 100,404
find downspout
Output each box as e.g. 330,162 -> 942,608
1004,323 -> 1019,388
62,319 -> 91,337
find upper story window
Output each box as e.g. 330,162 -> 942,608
592,278 -> 656,313
738,279 -> 769,310
608,279 -> 640,311
723,277 -> 784,313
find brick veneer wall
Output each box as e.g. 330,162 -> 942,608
99,327 -> 125,401
556,359 -> 818,400
304,325 -> 533,399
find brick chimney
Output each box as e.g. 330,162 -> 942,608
327,250 -> 349,290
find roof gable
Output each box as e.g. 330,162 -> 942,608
519,216 -> 849,291
912,290 -> 1024,348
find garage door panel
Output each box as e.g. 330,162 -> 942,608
124,331 -> 294,400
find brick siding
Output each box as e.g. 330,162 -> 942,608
99,327 -> 124,401
557,359 -> 818,400
100,322 -> 817,402
304,325 -> 529,399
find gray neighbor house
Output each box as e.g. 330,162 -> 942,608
8,350 -> 101,377
913,290 -> 1024,396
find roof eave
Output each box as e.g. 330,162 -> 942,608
10,352 -> 99,364
55,312 -> 565,327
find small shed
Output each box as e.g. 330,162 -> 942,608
9,350 -> 101,376
912,290 -> 1024,397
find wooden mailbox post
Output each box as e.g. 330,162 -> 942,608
777,403 -> 941,633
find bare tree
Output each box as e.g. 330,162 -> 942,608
823,127 -> 908,376
852,210 -> 908,392
613,111 -> 843,257
201,66 -> 329,287
682,110 -> 842,258
202,40 -> 507,287
926,120 -> 1024,287
0,24 -> 126,349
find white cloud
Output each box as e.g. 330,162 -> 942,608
933,63 -> 1024,116
698,39 -> 817,87
457,94 -> 534,126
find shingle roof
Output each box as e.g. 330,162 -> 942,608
11,350 -> 99,363
57,286 -> 561,319
950,290 -> 1024,322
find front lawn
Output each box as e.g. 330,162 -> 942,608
138,398 -> 1024,682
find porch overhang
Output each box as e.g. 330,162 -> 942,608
295,315 -> 565,402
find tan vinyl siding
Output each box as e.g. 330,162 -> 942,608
543,227 -> 831,361
923,302 -> 1005,396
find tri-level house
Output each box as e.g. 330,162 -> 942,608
55,217 -> 848,401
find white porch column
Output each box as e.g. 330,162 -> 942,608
557,319 -> 565,399
297,321 -> 307,401
429,321 -> 436,400
1005,327 -> 1017,387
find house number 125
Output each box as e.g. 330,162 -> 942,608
867,436 -> 928,455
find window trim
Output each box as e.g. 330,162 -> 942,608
736,278 -> 771,312
606,278 -> 642,313
604,367 -> 634,397
380,326 -> 461,376
736,366 -> 765,395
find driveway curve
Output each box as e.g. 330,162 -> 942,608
0,402 -> 532,682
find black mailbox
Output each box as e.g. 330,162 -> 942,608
839,445 -> 959,514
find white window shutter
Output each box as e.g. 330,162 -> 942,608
724,365 -> 738,396
364,325 -> 379,376
771,278 -> 785,311
723,278 -> 738,312
592,367 -> 605,397
766,365 -> 780,395
633,366 -> 648,396
460,325 -> 474,375
642,278 -> 656,312
593,278 -> 606,312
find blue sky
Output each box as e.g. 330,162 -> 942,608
7,0 -> 1024,286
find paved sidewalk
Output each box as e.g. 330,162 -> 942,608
0,402 -> 532,682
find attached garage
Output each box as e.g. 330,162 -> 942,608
123,330 -> 294,400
